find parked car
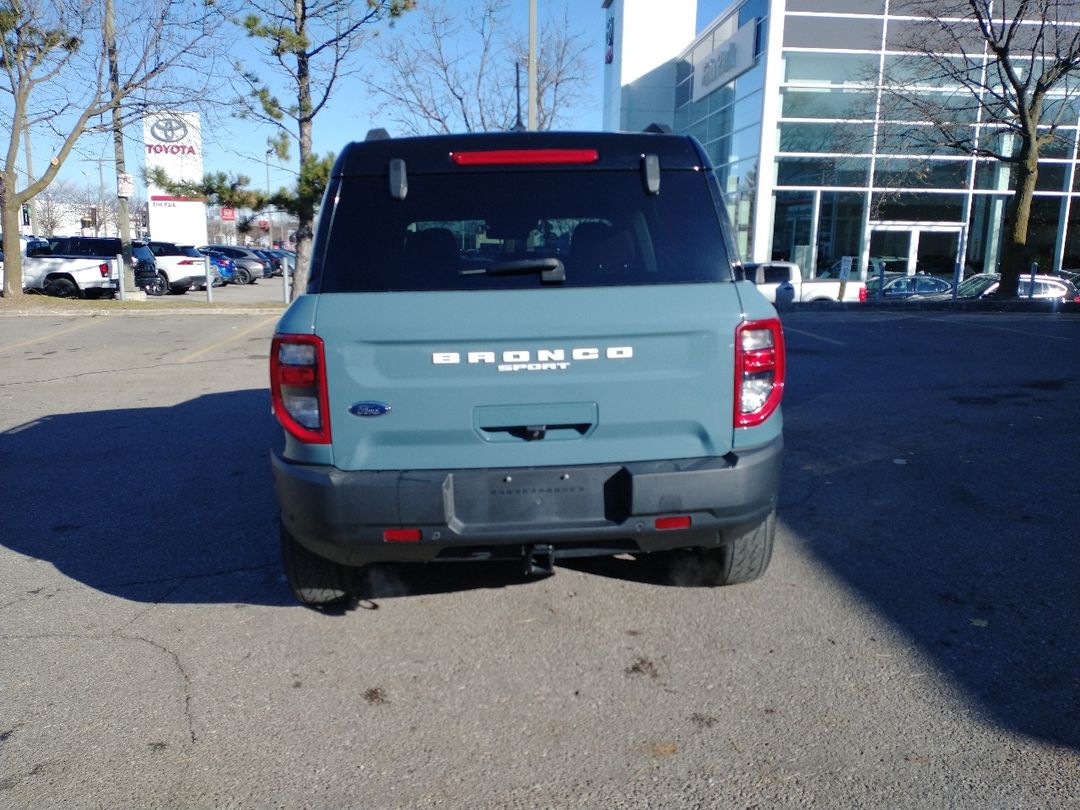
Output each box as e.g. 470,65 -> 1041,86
860,273 -> 953,302
269,248 -> 296,277
198,249 -> 236,286
198,245 -> 269,284
253,249 -> 283,276
911,272 -> 1080,302
270,129 -> 785,608
146,241 -> 204,294
744,260 -> 865,304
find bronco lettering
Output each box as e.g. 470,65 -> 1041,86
433,346 -> 634,365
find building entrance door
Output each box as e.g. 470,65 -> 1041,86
868,224 -> 964,278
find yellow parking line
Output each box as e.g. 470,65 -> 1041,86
0,318 -> 105,355
179,316 -> 278,364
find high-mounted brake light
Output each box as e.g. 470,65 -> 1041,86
734,318 -> 785,428
450,148 -> 599,166
270,334 -> 331,444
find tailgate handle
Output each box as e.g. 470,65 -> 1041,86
484,422 -> 593,441
475,403 -> 597,443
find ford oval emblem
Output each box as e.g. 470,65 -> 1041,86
349,401 -> 391,418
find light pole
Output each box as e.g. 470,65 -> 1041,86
265,148 -> 273,247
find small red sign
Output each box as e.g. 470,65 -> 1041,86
221,207 -> 236,222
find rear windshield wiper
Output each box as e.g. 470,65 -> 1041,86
460,257 -> 565,284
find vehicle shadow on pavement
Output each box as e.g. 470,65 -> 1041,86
777,318 -> 1080,753
0,389 -> 294,608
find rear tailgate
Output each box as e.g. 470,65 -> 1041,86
316,284 -> 743,471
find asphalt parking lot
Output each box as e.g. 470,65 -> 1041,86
0,306 -> 1077,809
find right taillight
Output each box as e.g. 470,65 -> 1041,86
270,334 -> 331,444
735,318 -> 785,428
859,286 -> 868,302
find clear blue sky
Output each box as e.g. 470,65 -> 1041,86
55,1 -> 609,200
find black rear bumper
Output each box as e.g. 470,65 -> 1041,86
273,441 -> 782,566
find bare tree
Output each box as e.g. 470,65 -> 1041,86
34,177 -> 77,235
366,0 -> 591,135
0,0 -> 229,298
233,0 -> 414,298
880,0 -> 1080,295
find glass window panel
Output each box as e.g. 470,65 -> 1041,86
876,123 -> 976,156
731,125 -> 762,163
786,0 -> 883,11
735,63 -> 766,99
708,136 -> 732,167
779,122 -> 874,154
772,190 -> 815,265
881,54 -> 984,89
739,0 -> 767,25
1041,131 -> 1077,159
676,59 -> 693,84
975,160 -> 1016,191
885,19 -> 987,52
878,90 -> 981,124
708,108 -> 734,143
1044,96 -> 1080,127
675,79 -> 692,109
1035,163 -> 1068,192
783,16 -> 883,48
781,88 -> 877,119
709,86 -> 735,114
871,192 -> 965,222
777,156 -> 871,186
873,159 -> 970,189
732,92 -> 763,129
1061,196 -> 1080,269
816,192 -> 866,274
783,52 -> 880,86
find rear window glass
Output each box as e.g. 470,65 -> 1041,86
311,170 -> 733,292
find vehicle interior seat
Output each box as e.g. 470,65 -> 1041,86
570,221 -> 638,277
403,227 -> 459,273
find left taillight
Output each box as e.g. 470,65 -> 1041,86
734,318 -> 785,428
270,334 -> 331,444
99,263 -> 110,278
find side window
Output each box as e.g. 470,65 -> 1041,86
762,265 -> 790,284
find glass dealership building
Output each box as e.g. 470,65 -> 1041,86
603,0 -> 1080,279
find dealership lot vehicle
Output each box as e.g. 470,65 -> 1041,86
745,260 -> 865,303
912,271 -> 1080,302
271,130 -> 784,608
200,244 -> 270,284
861,272 -> 953,301
147,241 -> 206,293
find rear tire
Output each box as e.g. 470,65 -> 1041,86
280,521 -> 357,609
44,277 -> 81,298
234,267 -> 253,285
694,510 -> 775,586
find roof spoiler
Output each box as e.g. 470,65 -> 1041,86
643,123 -> 672,134
365,128 -> 391,141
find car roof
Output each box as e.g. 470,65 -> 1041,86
334,131 -> 707,176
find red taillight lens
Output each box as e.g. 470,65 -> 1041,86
270,334 -> 330,444
735,318 -> 785,428
383,529 -> 422,543
99,263 -> 110,278
450,148 -> 599,166
655,516 -> 692,531
859,286 -> 867,302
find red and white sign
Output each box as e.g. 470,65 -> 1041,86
143,112 -> 207,244
221,207 -> 236,222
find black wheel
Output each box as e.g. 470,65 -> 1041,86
235,267 -> 253,285
146,274 -> 167,296
44,277 -> 81,298
280,521 -> 357,609
693,510 -> 776,586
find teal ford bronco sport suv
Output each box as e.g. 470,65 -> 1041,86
270,130 -> 784,608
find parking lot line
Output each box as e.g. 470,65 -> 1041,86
0,317 -> 106,355
179,315 -> 279,364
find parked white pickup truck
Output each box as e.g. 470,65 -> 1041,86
16,236 -> 120,298
744,261 -> 865,304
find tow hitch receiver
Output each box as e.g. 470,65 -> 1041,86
524,543 -> 555,576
